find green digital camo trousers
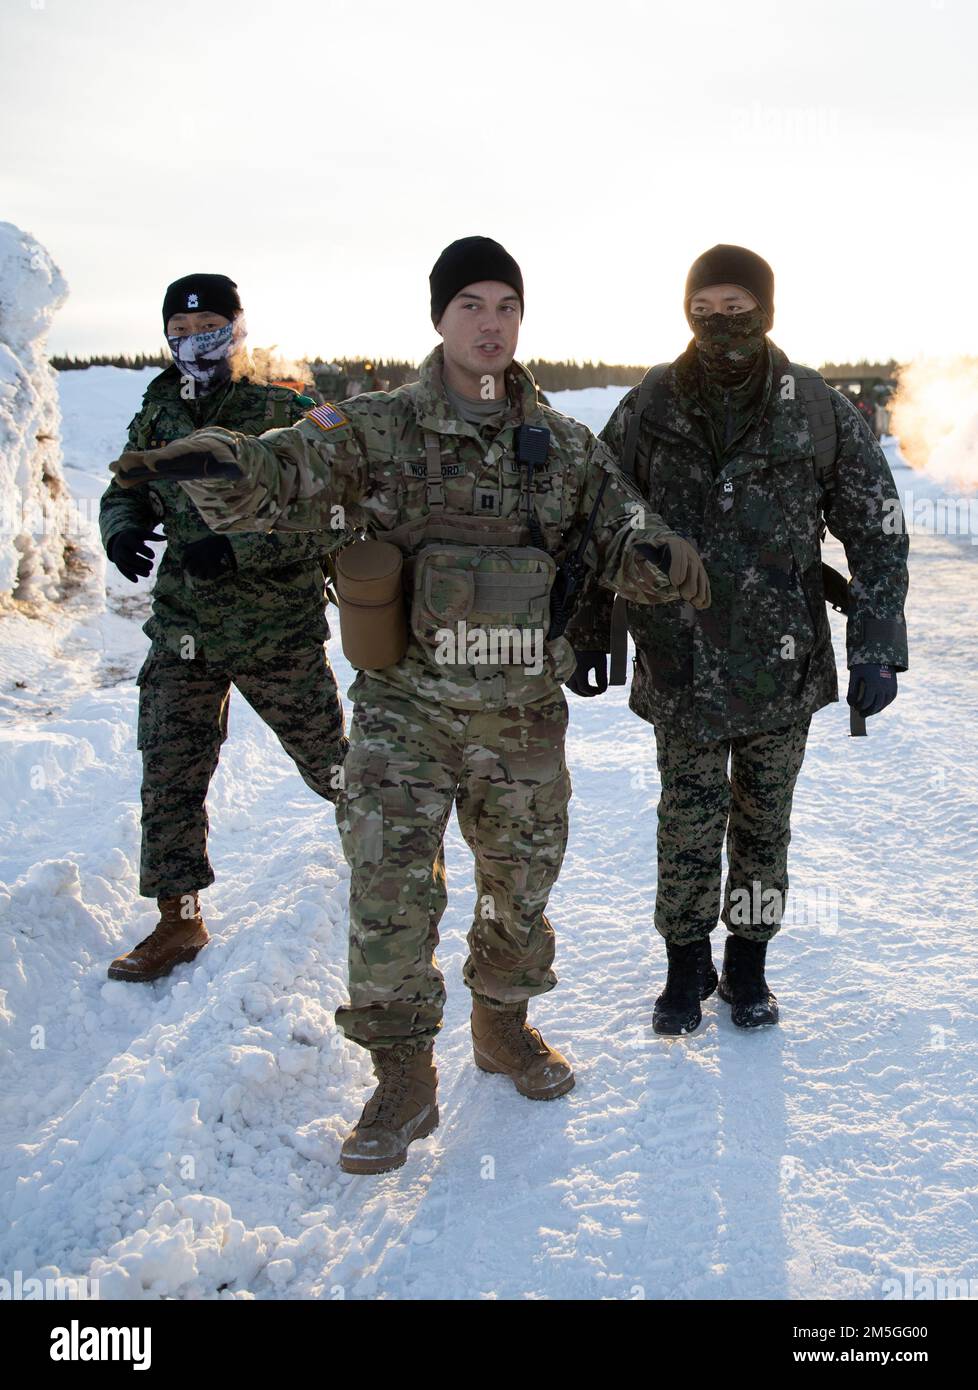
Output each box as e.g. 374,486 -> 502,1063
136,643 -> 347,898
333,675 -> 572,1052
653,717 -> 811,945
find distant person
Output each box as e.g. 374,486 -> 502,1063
567,244 -> 909,1033
855,393 -> 877,436
99,272 -> 350,983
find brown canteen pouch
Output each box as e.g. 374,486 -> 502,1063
334,539 -> 408,670
409,543 -> 556,667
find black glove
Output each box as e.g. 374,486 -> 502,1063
847,663 -> 898,718
566,650 -> 608,697
182,535 -> 237,581
642,542 -> 671,572
105,527 -> 164,583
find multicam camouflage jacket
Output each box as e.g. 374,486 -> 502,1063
566,340 -> 910,742
100,368 -> 349,663
176,346 -> 685,711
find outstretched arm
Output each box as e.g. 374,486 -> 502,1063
110,409 -> 369,537
99,410 -> 161,550
564,394 -> 638,650
567,432 -> 709,610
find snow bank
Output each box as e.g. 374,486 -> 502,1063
0,697 -> 361,1299
548,384 -> 630,434
0,222 -> 70,603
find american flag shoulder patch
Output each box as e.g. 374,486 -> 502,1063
304,402 -> 349,432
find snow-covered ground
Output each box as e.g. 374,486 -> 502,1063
1,368 -> 976,1300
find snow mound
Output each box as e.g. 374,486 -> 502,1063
0,819 -> 360,1299
0,222 -> 70,602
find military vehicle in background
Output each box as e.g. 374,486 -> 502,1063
271,361 -> 403,403
272,358 -> 619,408
268,376 -> 313,396
308,360 -> 396,403
821,364 -> 898,438
299,359 -> 542,406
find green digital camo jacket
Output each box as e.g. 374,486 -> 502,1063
100,367 -> 348,663
566,341 -> 910,742
176,346 -> 685,712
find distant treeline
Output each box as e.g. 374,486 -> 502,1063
52,352 -> 170,371
525,360 -> 649,391
51,353 -> 903,389
50,353 -> 653,390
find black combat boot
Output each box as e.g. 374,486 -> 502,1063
652,937 -> 719,1035
717,934 -> 779,1028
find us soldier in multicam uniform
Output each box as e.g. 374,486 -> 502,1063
567,245 -> 909,1034
100,273 -> 349,984
109,238 -> 712,1173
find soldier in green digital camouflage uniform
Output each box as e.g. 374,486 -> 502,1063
566,245 -> 909,1034
100,273 -> 349,984
109,238 -> 711,1173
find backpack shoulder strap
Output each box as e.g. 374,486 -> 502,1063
620,363 -> 669,480
789,363 -> 838,492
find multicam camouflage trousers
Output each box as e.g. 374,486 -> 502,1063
653,717 -> 811,945
333,675 -> 572,1052
136,643 -> 347,898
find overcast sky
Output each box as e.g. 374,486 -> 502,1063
2,0 -> 975,368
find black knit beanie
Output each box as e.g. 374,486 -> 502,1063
684,245 -> 774,326
429,237 -> 524,326
162,273 -> 242,327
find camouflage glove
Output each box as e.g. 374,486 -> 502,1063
109,431 -> 242,489
566,651 -> 608,698
847,663 -> 898,717
105,526 -> 164,582
182,535 -> 237,580
637,535 -> 711,609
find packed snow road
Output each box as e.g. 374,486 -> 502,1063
0,369 -> 975,1299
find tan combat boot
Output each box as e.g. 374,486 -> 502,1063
471,998 -> 575,1100
340,1045 -> 439,1175
107,893 -> 209,982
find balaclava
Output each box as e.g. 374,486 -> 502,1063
684,244 -> 774,386
163,273 -> 245,394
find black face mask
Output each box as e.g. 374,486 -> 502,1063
690,309 -> 768,385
